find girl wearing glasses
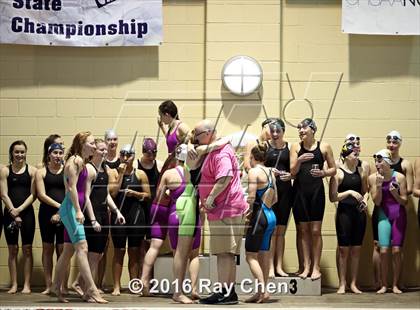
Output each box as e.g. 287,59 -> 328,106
329,143 -> 368,294
369,149 -> 408,294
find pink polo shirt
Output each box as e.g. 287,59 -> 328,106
198,144 -> 247,221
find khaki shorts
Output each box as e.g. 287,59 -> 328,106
208,215 -> 246,255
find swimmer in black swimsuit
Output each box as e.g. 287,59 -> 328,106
72,139 -> 125,296
0,141 -> 37,294
414,158 -> 420,228
35,142 -> 66,295
330,143 -> 369,294
290,118 -> 336,280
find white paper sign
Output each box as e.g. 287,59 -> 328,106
342,0 -> 420,35
0,0 -> 163,46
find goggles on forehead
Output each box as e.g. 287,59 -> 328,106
269,123 -> 283,132
346,136 -> 360,142
386,135 -> 401,142
373,154 -> 390,162
120,150 -> 134,156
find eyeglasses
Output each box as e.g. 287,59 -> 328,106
194,130 -> 210,139
373,154 -> 390,162
386,135 -> 401,142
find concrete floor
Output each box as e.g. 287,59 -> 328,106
0,287 -> 419,309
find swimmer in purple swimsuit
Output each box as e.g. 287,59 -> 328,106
51,132 -> 108,304
141,144 -> 199,298
369,149 -> 408,295
157,100 -> 190,155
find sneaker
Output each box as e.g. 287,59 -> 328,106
199,291 -> 239,305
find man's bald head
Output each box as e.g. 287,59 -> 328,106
194,119 -> 217,145
195,119 -> 216,132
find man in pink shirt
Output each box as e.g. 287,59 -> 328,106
194,120 -> 247,305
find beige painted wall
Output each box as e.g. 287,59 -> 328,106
0,0 -> 419,288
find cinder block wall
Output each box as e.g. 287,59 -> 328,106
0,0 -> 419,288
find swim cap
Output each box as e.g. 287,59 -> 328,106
386,130 -> 402,142
373,149 -> 393,165
340,143 -> 355,159
105,129 -> 118,140
143,138 -> 157,154
120,144 -> 135,155
269,118 -> 285,132
175,144 -> 188,162
300,118 -> 317,133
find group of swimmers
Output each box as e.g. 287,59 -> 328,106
0,100 -> 419,304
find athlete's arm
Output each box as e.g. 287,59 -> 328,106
83,164 -> 98,223
126,170 -> 151,201
413,158 -> 420,198
108,161 -> 126,198
361,166 -> 369,204
402,159 -> 414,195
177,122 -> 190,144
195,137 -> 230,156
16,165 -> 37,212
390,173 -> 408,206
35,167 -> 61,208
0,166 -> 15,213
321,142 -> 337,177
370,173 -> 383,206
66,156 -> 84,213
329,171 -> 341,202
243,140 -> 258,173
155,171 -> 169,205
247,168 -> 258,206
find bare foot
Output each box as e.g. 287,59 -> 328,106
21,287 -> 31,294
350,284 -> 362,294
86,289 -> 108,304
7,286 -> 17,294
71,282 -> 84,297
376,286 -> 387,294
311,270 -> 322,281
173,294 -> 194,304
276,270 -> 289,277
191,291 -> 200,300
392,286 -> 402,294
98,288 -> 104,294
268,273 -> 275,279
262,292 -> 270,302
140,285 -> 151,297
298,269 -> 310,280
245,293 -> 263,303
41,287 -> 51,295
337,286 -> 346,294
111,288 -> 121,296
61,287 -> 69,295
57,291 -> 69,303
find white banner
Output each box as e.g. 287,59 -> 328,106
0,0 -> 162,46
342,0 -> 420,35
